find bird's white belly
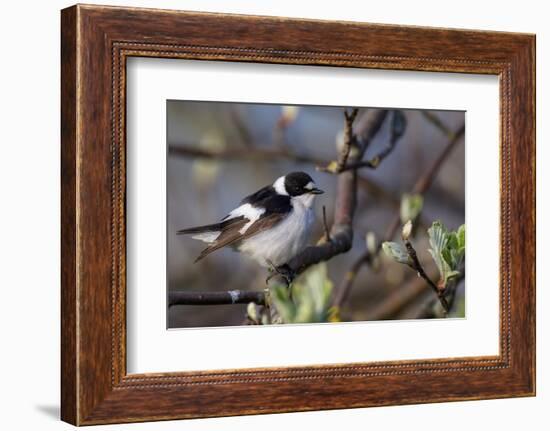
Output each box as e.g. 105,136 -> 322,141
238,204 -> 314,267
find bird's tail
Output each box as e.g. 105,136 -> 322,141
177,216 -> 245,259
177,216 -> 244,236
177,223 -> 222,245
176,222 -> 224,235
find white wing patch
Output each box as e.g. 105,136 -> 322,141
223,203 -> 265,234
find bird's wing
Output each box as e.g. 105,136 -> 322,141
240,185 -> 276,205
195,212 -> 287,262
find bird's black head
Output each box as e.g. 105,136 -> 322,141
283,171 -> 324,197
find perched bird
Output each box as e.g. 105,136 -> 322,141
177,172 -> 323,276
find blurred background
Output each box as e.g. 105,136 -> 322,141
167,101 -> 465,328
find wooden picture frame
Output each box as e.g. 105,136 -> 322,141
61,4 -> 535,425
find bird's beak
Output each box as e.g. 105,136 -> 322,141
310,187 -> 324,195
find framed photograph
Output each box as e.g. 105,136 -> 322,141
61,4 -> 535,425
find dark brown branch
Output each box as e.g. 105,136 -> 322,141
421,111 -> 456,140
286,182 -> 354,274
413,273 -> 464,319
358,175 -> 400,207
333,122 -> 465,309
333,251 -> 372,307
318,109 -> 403,174
336,110 -> 406,172
321,205 -> 331,243
403,239 -> 449,312
337,108 -> 359,171
366,274 -> 433,320
367,270 -> 464,321
169,144 -> 327,166
412,124 -> 465,194
168,290 -> 266,307
317,108 -> 359,174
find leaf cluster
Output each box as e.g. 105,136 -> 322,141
269,263 -> 334,324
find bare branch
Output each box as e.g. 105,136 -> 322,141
336,108 -> 359,171
421,111 -> 457,140
336,110 -> 407,172
318,109 -> 403,174
366,271 -> 464,321
332,252 -> 372,308
169,290 -> 266,307
321,205 -> 331,243
403,238 -> 450,312
366,274 -> 434,320
412,124 -> 465,194
413,271 -> 464,319
317,108 -> 359,174
169,144 -> 327,166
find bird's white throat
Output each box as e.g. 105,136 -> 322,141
292,191 -> 316,209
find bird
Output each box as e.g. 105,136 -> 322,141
177,171 -> 324,281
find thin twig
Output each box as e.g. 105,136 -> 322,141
332,252 -> 371,308
337,108 -> 359,171
413,273 -> 464,319
412,124 -> 465,194
338,110 -> 406,172
337,156 -> 385,171
421,111 -> 456,140
403,239 -> 449,312
366,274 -> 435,320
316,108 -> 359,174
168,290 -> 266,307
322,205 -> 331,242
169,144 -> 327,165
318,109 -> 404,174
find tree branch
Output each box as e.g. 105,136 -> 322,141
169,144 -> 327,165
318,110 -> 404,174
321,205 -> 331,243
284,109 -> 389,276
366,274 -> 434,320
421,111 -> 457,140
169,290 -> 266,307
403,238 -> 450,312
337,110 -> 407,172
336,108 -> 359,171
332,251 -> 372,307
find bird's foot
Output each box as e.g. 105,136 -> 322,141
276,264 -> 295,287
265,262 -> 295,287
